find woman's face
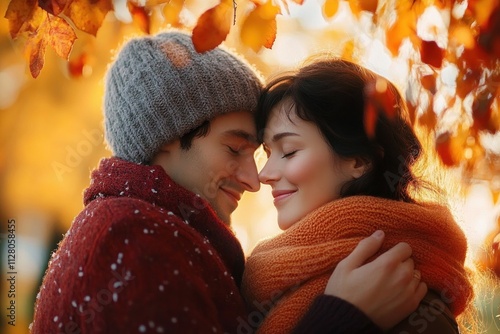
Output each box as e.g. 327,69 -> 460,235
259,99 -> 358,230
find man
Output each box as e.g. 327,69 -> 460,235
31,31 -> 425,333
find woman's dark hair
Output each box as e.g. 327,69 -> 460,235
256,58 -> 422,202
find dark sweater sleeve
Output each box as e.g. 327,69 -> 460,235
291,295 -> 383,334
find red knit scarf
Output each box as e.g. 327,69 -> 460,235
241,196 -> 473,333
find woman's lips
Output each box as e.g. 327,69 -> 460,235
272,190 -> 296,204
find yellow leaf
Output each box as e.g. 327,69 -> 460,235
450,22 -> 476,49
342,39 -> 355,60
192,0 -> 233,53
4,0 -> 38,39
163,0 -> 183,26
240,1 -> 279,52
323,0 -> 339,19
64,0 -> 113,36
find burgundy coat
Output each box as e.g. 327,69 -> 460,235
31,157 -> 248,333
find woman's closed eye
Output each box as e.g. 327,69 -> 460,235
282,150 -> 298,159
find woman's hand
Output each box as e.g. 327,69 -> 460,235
324,230 -> 427,331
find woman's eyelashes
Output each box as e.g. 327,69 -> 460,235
281,150 -> 297,159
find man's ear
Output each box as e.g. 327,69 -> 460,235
350,157 -> 372,179
150,140 -> 181,167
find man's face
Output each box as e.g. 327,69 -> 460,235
158,111 -> 260,225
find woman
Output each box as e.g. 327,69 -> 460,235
241,58 -> 473,333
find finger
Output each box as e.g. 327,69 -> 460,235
377,242 -> 413,265
342,230 -> 385,270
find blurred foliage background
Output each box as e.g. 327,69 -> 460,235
1,0 -> 499,333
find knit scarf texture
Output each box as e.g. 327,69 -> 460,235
84,157 -> 246,285
241,196 -> 473,334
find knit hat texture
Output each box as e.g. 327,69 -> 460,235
104,31 -> 263,163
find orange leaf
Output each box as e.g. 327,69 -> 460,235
127,2 -> 150,34
456,67 -> 481,99
38,0 -> 70,16
4,0 -> 38,38
323,0 -> 339,18
24,8 -> 77,78
361,0 -> 378,13
64,0 -> 113,36
364,102 -> 377,138
417,98 -> 437,131
68,52 -> 88,78
240,0 -> 279,52
420,73 -> 437,94
49,15 -> 77,59
450,21 -> 476,49
162,0 -> 183,26
420,40 -> 444,68
192,0 -> 233,53
23,6 -> 49,78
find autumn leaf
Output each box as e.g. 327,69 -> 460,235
128,2 -> 150,34
364,77 -> 397,119
417,97 -> 437,131
341,39 -> 355,60
4,0 -> 38,38
240,0 -> 279,52
477,5 -> 500,57
68,52 -> 87,78
192,0 -> 233,53
38,0 -> 69,16
323,0 -> 339,18
64,0 -> 113,36
348,0 -> 378,16
162,0 -> 183,26
435,132 -> 456,166
364,101 -> 377,138
472,88 -> 496,133
23,7 -> 77,78
420,73 -> 437,94
420,40 -> 444,68
456,66 -> 484,100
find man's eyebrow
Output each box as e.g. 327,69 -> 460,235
222,130 -> 259,145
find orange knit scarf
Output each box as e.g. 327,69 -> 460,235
241,196 -> 473,334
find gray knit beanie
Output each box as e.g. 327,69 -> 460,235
104,31 -> 263,164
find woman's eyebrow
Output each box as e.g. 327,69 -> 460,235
271,132 -> 299,142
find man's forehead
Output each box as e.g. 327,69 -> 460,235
221,129 -> 259,145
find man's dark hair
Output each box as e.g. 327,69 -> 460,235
179,120 -> 211,150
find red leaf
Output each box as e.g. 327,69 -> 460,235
192,0 -> 233,53
68,52 -> 87,78
435,132 -> 455,166
364,102 -> 377,138
128,2 -> 150,34
472,89 -> 495,133
420,40 -> 444,68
